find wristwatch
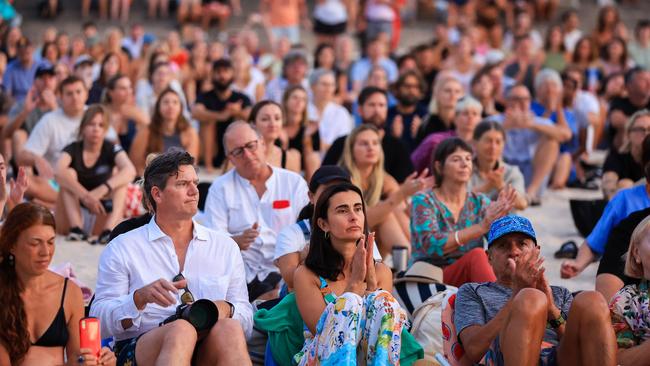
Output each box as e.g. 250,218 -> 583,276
547,313 -> 566,329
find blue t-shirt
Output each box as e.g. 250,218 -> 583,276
531,102 -> 579,153
587,184 -> 650,255
3,60 -> 38,103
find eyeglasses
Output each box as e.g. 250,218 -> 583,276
228,140 -> 259,158
173,273 -> 195,304
630,127 -> 650,135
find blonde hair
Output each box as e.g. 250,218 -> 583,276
620,109 -> 650,153
428,73 -> 463,114
624,215 -> 650,279
339,125 -> 385,206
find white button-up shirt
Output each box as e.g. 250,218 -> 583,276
204,166 -> 309,283
90,217 -> 253,340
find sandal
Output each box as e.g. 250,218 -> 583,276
554,240 -> 578,259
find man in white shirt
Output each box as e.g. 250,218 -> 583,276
91,150 -> 252,366
16,75 -> 88,208
204,121 -> 309,301
308,68 -> 353,152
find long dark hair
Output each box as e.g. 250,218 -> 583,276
148,88 -> 190,155
102,73 -> 128,104
305,183 -> 368,281
249,100 -> 283,124
98,52 -> 119,85
0,203 -> 56,364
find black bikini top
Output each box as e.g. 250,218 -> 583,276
32,278 -> 70,348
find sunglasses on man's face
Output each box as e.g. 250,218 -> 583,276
173,273 -> 195,304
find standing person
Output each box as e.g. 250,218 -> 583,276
293,183 -> 406,364
0,203 -> 115,366
3,37 -> 37,104
260,0 -> 309,45
91,150 -> 253,366
16,76 -> 89,208
312,0 -> 351,46
249,100 -> 301,173
455,215 -> 616,366
130,89 -> 200,177
410,137 -> 516,287
191,59 -> 251,171
55,105 -> 136,244
204,122 -> 309,301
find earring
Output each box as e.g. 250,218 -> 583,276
324,231 -> 330,240
7,254 -> 15,267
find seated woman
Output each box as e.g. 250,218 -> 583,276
55,105 -> 137,244
293,183 -> 406,364
609,215 -> 650,364
416,74 -> 464,145
469,121 -> 528,211
602,110 -> 650,200
102,74 -> 150,153
0,202 -> 115,365
411,96 -> 482,173
130,88 -> 199,176
340,125 -> 431,256
410,137 -> 516,287
249,100 -> 301,173
281,85 -> 321,180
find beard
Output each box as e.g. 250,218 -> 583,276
397,94 -> 420,107
361,115 -> 385,128
213,78 -> 233,92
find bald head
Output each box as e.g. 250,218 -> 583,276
223,120 -> 260,154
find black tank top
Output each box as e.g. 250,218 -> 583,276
32,278 -> 69,348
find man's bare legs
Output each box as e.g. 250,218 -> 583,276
499,288 -> 547,366
557,291 -> 616,366
195,318 -> 252,366
135,320 -> 197,366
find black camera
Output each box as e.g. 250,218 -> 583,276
160,299 -> 219,332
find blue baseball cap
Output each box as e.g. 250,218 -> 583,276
487,215 -> 537,247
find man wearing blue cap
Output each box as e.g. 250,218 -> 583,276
454,215 -> 616,366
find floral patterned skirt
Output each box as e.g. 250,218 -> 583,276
295,290 -> 407,366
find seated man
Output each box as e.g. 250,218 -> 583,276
204,121 -> 309,301
456,215 -> 616,366
91,149 -> 252,366
485,84 -> 572,203
16,76 -> 88,208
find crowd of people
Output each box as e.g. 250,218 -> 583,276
0,0 -> 650,365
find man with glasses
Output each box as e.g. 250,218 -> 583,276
485,84 -> 571,204
204,121 -> 309,301
91,149 -> 253,366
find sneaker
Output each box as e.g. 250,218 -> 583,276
67,227 -> 87,241
90,229 -> 112,245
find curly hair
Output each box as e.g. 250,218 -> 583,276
0,203 -> 56,364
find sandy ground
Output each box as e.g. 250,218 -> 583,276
15,0 -> 649,293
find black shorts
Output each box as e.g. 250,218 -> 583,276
115,327 -> 204,366
313,19 -> 347,36
247,272 -> 282,301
